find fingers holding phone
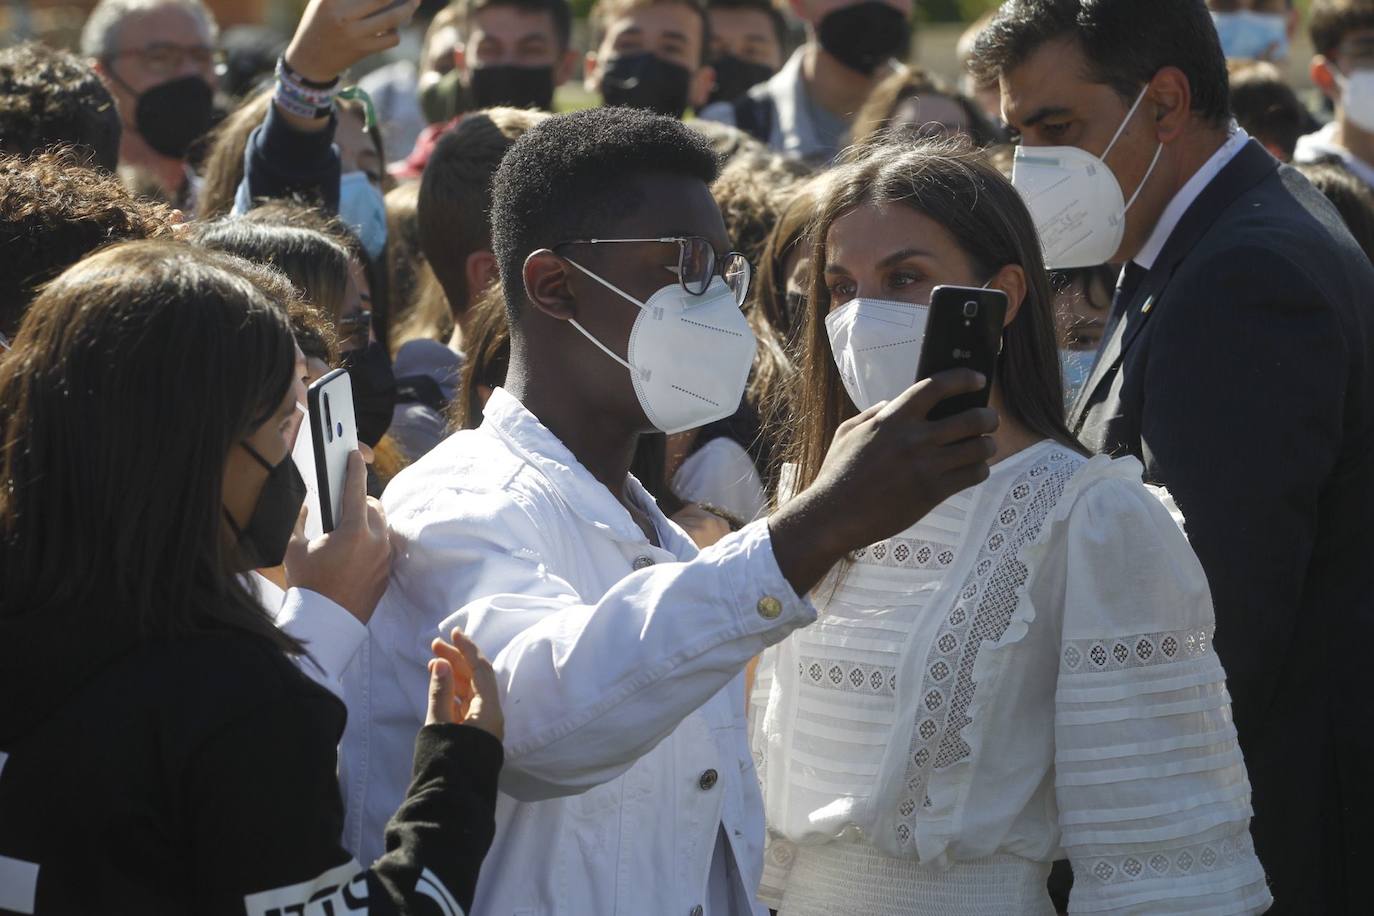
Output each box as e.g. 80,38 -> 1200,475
285,448 -> 392,624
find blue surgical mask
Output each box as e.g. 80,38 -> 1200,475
338,171 -> 387,261
1059,348 -> 1093,409
1211,11 -> 1288,61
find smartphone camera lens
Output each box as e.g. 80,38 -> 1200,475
963,300 -> 978,317
323,393 -> 334,443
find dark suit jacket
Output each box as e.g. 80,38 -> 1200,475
1071,140 -> 1374,913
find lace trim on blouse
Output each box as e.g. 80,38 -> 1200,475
894,448 -> 1080,850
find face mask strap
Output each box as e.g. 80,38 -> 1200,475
1102,83 -> 1152,161
561,256 -> 649,311
240,440 -> 277,473
1102,83 -> 1162,218
568,318 -> 636,374
1123,141 -> 1164,214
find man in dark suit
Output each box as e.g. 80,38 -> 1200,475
975,1 -> 1374,912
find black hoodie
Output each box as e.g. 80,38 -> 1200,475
0,610 -> 500,915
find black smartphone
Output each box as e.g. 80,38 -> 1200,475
914,284 -> 1008,421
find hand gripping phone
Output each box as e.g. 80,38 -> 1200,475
914,284 -> 1009,421
307,369 -> 359,533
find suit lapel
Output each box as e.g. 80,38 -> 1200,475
1068,141 -> 1279,433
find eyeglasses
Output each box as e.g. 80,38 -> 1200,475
109,43 -> 224,78
554,237 -> 753,307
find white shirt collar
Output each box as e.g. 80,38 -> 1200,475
480,386 -> 665,544
1294,121 -> 1374,188
1134,126 -> 1251,270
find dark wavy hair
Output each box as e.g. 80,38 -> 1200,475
0,240 -> 302,653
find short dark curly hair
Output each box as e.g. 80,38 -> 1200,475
0,42 -> 121,172
0,151 -> 175,338
490,106 -> 720,319
970,0 -> 1231,128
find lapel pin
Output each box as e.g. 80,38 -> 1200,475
1141,296 -> 1155,315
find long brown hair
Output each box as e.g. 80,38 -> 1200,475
780,138 -> 1081,498
0,240 -> 303,653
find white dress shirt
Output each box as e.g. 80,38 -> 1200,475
755,444 -> 1271,914
673,437 -> 768,523
337,388 -> 816,915
1294,120 -> 1374,188
1134,127 -> 1251,270
249,574 -> 368,699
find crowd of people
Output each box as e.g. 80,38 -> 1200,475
0,0 -> 1371,913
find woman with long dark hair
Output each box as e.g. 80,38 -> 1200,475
753,141 -> 1270,914
0,240 -> 502,913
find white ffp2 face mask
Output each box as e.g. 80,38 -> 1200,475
1336,68 -> 1374,134
564,261 -> 758,435
1011,85 -> 1163,270
825,297 -> 930,412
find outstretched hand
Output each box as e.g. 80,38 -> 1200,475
769,369 -> 999,597
426,627 -> 504,742
284,0 -> 420,85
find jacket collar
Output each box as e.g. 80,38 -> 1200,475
480,387 -> 662,545
1070,140 -> 1278,428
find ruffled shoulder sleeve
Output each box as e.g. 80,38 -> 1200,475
1051,460 -> 1272,913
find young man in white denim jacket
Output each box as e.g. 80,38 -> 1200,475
337,106 -> 999,915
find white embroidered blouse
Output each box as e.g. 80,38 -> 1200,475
753,442 -> 1272,914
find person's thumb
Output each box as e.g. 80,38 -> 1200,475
425,657 -> 455,726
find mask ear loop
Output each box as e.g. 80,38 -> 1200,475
1101,83 -> 1164,220
561,256 -> 647,374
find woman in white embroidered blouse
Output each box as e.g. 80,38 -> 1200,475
752,141 -> 1271,914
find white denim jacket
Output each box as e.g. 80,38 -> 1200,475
337,388 -> 815,915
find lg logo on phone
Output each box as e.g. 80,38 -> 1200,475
953,348 -> 973,359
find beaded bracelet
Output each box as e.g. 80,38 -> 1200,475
274,55 -> 339,119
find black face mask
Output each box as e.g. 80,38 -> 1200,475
225,441 -> 306,570
120,73 -> 215,159
342,341 -> 398,447
601,52 -> 693,118
707,54 -> 775,106
469,64 -> 556,111
816,2 -> 911,76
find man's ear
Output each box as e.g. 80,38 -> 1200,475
1147,67 -> 1191,144
987,263 -> 1027,329
1312,55 -> 1341,103
555,48 -> 579,86
584,51 -> 601,94
689,64 -> 716,110
465,250 -> 500,309
523,249 -> 578,320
